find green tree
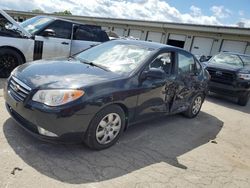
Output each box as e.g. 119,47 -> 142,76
54,10 -> 72,15
31,9 -> 44,13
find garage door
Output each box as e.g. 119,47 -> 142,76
147,32 -> 162,43
191,37 -> 214,56
113,28 -> 125,37
129,29 -> 142,39
221,40 -> 247,54
167,34 -> 186,48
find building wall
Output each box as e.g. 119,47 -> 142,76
6,10 -> 250,56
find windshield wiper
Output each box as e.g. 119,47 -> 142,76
77,58 -> 110,72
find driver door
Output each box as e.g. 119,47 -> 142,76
135,51 -> 177,121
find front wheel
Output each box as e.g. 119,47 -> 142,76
0,48 -> 24,78
84,105 -> 125,150
183,94 -> 204,118
237,92 -> 250,106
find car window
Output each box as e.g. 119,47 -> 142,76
73,26 -> 109,42
195,59 -> 202,73
210,53 -> 243,67
178,52 -> 195,74
76,41 -> 154,74
42,20 -> 72,39
74,27 -> 98,41
0,14 -> 23,38
150,52 -> 173,75
20,16 -> 53,35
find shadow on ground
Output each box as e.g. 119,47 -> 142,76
206,93 -> 250,114
3,112 -> 223,184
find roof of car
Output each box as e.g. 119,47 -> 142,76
112,39 -> 183,51
221,51 -> 250,57
34,15 -> 98,26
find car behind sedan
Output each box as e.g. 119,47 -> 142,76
205,52 -> 250,106
4,40 -> 209,150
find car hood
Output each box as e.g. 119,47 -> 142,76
13,59 -> 123,89
0,9 -> 32,38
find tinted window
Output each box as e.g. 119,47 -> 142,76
73,26 -> 109,42
42,20 -> 72,39
178,52 -> 195,74
150,52 -> 173,74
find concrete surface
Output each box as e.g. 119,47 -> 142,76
0,78 -> 250,188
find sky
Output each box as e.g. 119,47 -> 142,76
0,0 -> 250,27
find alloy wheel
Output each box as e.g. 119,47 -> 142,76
192,96 -> 202,115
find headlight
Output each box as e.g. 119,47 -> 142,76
238,73 -> 250,80
32,89 -> 84,106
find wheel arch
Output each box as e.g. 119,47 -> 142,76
0,46 -> 26,64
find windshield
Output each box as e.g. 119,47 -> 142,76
76,41 -> 154,74
210,53 -> 243,67
20,16 -> 54,34
240,55 -> 250,66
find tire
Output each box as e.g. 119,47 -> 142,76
237,92 -> 250,106
84,105 -> 126,150
183,94 -> 204,118
0,48 -> 24,78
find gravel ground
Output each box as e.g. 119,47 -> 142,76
0,78 -> 250,188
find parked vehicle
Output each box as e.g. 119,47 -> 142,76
205,52 -> 250,106
4,40 -> 209,150
0,9 -> 109,77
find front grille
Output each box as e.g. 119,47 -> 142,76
206,68 -> 236,85
8,77 -> 32,102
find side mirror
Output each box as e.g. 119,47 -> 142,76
42,29 -> 55,37
141,68 -> 165,80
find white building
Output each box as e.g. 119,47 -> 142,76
6,10 -> 250,57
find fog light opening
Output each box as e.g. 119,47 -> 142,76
37,126 -> 58,137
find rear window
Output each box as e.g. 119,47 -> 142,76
73,26 -> 109,42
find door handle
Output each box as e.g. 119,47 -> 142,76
61,42 -> 69,45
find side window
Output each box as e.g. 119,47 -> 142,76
178,52 -> 195,74
195,60 -> 202,73
73,26 -> 98,41
150,52 -> 173,75
42,20 -> 72,39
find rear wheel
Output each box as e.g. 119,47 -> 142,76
183,94 -> 204,118
84,105 -> 125,150
237,92 -> 250,106
0,48 -> 24,78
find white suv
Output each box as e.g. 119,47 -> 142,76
0,9 -> 109,77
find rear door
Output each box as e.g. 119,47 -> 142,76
35,20 -> 72,60
170,51 -> 202,113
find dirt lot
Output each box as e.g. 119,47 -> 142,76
0,78 -> 250,188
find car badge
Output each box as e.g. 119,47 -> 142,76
215,71 -> 222,76
13,84 -> 20,92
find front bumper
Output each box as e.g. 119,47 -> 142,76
208,81 -> 250,97
4,87 -> 95,143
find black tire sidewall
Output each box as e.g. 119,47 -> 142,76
238,92 -> 250,106
0,48 -> 23,78
84,105 -> 126,150
184,93 -> 204,118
